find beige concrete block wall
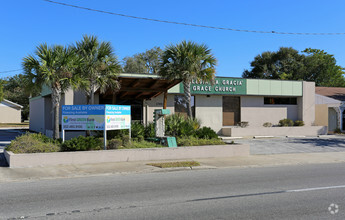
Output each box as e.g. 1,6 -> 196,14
29,98 -> 45,133
73,90 -> 87,105
223,126 -> 327,137
195,95 -> 223,133
315,104 -> 328,126
44,97 -> 52,133
0,106 -> 21,123
146,94 -> 223,133
63,89 -> 74,105
241,96 -> 298,127
5,144 -> 250,168
300,81 -> 315,126
144,94 -> 174,124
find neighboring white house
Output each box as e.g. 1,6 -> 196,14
0,99 -> 23,123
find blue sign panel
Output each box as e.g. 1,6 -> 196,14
62,105 -> 131,131
62,105 -> 105,115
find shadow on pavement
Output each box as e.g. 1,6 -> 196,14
0,129 -> 27,142
289,138 -> 345,148
0,153 -> 8,167
0,129 -> 28,167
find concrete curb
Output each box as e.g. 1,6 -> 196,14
5,144 -> 250,168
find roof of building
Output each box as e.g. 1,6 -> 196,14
0,99 -> 23,108
315,87 -> 345,101
101,73 -> 182,100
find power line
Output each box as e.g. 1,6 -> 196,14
0,69 -> 22,74
43,0 -> 345,36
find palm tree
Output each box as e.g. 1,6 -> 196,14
23,44 -> 81,139
159,40 -> 217,117
74,35 -> 121,104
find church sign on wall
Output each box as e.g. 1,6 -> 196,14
182,77 -> 247,95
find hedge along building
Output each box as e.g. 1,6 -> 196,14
29,73 -> 324,138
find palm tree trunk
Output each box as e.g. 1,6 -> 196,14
52,85 -> 62,139
91,88 -> 95,105
183,80 -> 192,118
90,81 -> 95,105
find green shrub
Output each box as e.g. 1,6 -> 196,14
6,133 -> 60,153
294,120 -> 304,126
107,138 -> 122,149
131,121 -> 145,138
122,135 -> 131,147
186,117 -> 201,130
177,136 -> 224,146
195,127 -> 218,139
61,136 -> 103,151
263,122 -> 272,127
278,119 -> 294,127
109,129 -> 129,139
334,128 -> 342,134
165,113 -> 200,137
165,113 -> 186,137
144,122 -> 155,138
118,140 -> 165,149
137,135 -> 144,142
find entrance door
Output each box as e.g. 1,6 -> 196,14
328,108 -> 337,132
223,96 -> 240,126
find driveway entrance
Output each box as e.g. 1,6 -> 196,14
0,129 -> 27,166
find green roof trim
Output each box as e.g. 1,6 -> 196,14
168,77 -> 303,96
29,96 -> 42,101
246,79 -> 302,96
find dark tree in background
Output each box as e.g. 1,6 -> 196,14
123,47 -> 163,74
243,47 -> 345,87
1,74 -> 36,120
302,48 -> 345,87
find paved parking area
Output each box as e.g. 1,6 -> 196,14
0,129 -> 27,150
0,129 -> 27,167
232,136 -> 345,155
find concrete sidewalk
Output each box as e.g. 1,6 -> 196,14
1,151 -> 345,182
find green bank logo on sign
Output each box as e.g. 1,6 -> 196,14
190,77 -> 247,95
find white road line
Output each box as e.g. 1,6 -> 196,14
286,185 -> 345,193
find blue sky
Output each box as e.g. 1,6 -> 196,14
1,0 -> 345,78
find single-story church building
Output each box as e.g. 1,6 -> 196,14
29,73 -> 327,138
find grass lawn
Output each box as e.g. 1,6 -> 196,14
147,161 -> 200,168
0,122 -> 29,127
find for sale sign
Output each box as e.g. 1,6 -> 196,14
62,105 -> 131,131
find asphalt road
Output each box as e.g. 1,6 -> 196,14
1,163 -> 345,219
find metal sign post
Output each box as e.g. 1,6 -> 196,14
103,129 -> 107,150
